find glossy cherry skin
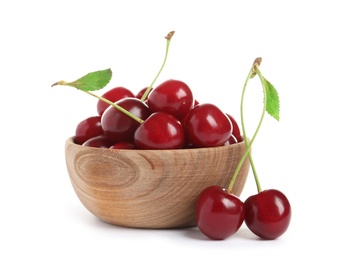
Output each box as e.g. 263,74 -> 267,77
97,86 -> 134,116
82,135 -> 114,148
147,79 -> 194,119
101,97 -> 151,143
196,185 -> 245,240
244,189 -> 291,240
186,103 -> 232,148
134,112 -> 185,149
74,116 -> 103,145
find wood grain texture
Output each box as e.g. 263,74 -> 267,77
65,137 -> 250,228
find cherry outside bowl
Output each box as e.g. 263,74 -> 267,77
65,137 -> 250,229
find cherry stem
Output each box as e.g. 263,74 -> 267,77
140,31 -> 175,101
227,59 -> 266,194
82,90 -> 144,123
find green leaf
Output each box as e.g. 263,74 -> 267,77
63,68 -> 112,91
263,77 -> 280,121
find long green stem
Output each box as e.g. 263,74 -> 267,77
227,68 -> 254,193
82,90 -> 144,123
240,91 -> 257,190
140,31 -> 175,101
227,62 -> 266,193
249,64 -> 268,193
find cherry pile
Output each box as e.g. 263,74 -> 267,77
74,79 -> 242,150
53,31 -> 242,149
196,185 -> 291,240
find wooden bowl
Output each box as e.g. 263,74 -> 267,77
65,137 -> 250,229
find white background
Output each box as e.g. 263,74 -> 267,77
1,0 -> 344,259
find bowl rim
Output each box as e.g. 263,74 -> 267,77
66,136 -> 245,153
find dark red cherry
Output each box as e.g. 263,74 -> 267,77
101,97 -> 151,143
225,134 -> 239,145
226,113 -> 242,142
82,135 -> 114,148
147,79 -> 194,118
186,103 -> 232,148
244,189 -> 291,240
196,185 -> 245,240
134,112 -> 185,149
109,142 -> 136,149
74,116 -> 103,145
179,113 -> 193,148
97,86 -> 134,116
135,87 -> 153,101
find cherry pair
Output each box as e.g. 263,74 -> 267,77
195,58 -> 291,241
196,186 -> 291,240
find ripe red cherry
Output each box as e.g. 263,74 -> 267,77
101,97 -> 151,143
225,135 -> 239,145
179,113 -> 193,148
82,135 -> 114,148
226,113 -> 242,142
135,87 -> 152,101
244,189 -> 291,240
97,86 -> 134,116
196,185 -> 245,240
186,103 -> 232,147
147,79 -> 194,118
134,112 -> 185,149
74,116 -> 103,145
109,142 -> 136,149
